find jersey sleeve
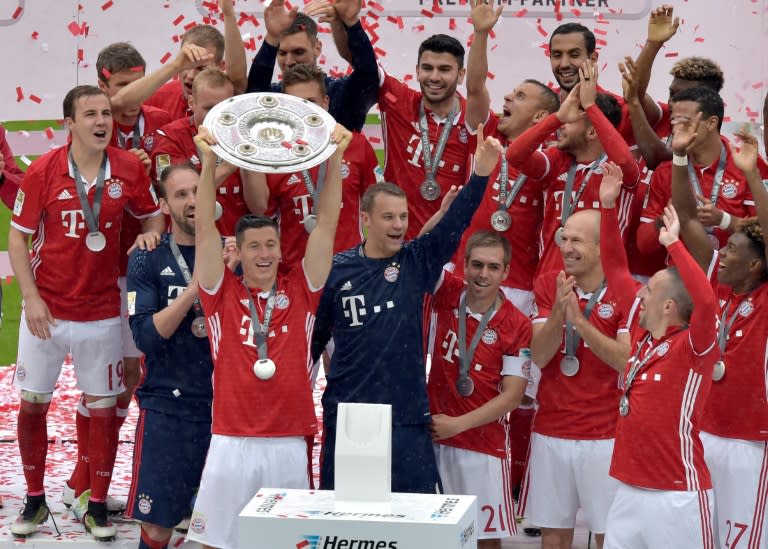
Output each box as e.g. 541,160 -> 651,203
533,273 -> 554,322
505,113 -> 562,180
501,313 -> 533,379
10,156 -> 46,233
127,248 -> 165,355
150,127 -> 191,181
378,72 -> 411,114
125,155 -> 160,218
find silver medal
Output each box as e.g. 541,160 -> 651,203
253,358 -> 276,380
302,214 -> 318,233
712,360 -> 726,381
554,226 -> 565,246
560,355 -> 580,376
455,375 -> 475,397
619,394 -> 630,417
419,180 -> 441,201
85,231 -> 107,252
214,201 -> 223,221
191,316 -> 207,338
490,210 -> 512,232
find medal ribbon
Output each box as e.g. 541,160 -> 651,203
560,153 -> 607,227
168,236 -> 203,318
717,296 -> 745,353
300,161 -> 328,216
687,143 -> 727,206
116,114 -> 143,150
457,292 -> 497,383
624,325 -> 688,393
498,154 -> 528,211
419,100 -> 457,184
243,282 -> 277,360
564,281 -> 606,359
70,148 -> 107,236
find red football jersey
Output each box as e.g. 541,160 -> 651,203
11,146 -> 159,321
265,133 -> 378,272
199,266 -> 321,437
378,72 -> 475,240
702,276 -> 768,441
532,272 -> 627,439
144,79 -> 189,121
151,116 -> 248,236
428,274 -> 532,458
111,106 -> 172,276
452,114 -> 544,292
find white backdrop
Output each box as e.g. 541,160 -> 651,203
0,0 -> 766,131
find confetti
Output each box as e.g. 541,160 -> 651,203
184,21 -> 197,31
160,51 -> 172,64
664,52 -> 679,58
45,127 -> 55,139
12,5 -> 23,19
30,94 -> 43,104
101,68 -> 112,79
515,9 -> 528,17
421,9 -> 434,18
172,14 -> 185,26
16,87 -> 24,102
31,31 -> 39,39
101,0 -> 113,10
67,21 -> 81,36
694,37 -> 704,43
384,92 -> 397,104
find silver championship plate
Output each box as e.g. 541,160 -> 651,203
202,93 -> 337,174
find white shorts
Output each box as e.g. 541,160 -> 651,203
702,431 -> 768,549
434,444 -> 516,539
118,276 -> 141,358
14,313 -> 123,396
187,434 -> 309,549
520,434 -> 617,532
605,482 -> 715,549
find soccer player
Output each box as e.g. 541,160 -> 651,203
428,231 -> 532,548
670,122 -> 768,549
505,65 -> 640,279
243,63 -> 379,273
598,164 -> 719,549
8,85 -> 161,540
378,33 -> 478,239
186,123 -> 352,549
125,162 -> 214,549
313,125 -> 502,494
246,0 -> 378,132
150,68 -> 248,237
522,206 -> 629,549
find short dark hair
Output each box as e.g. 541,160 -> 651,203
464,231 -> 511,265
663,267 -> 694,322
418,34 -> 465,69
96,42 -> 146,83
281,63 -> 327,96
63,85 -> 109,120
361,183 -> 407,213
670,57 -> 724,92
595,93 -> 622,129
235,214 -> 280,247
736,217 -> 768,280
550,23 -> 596,55
284,13 -> 318,43
670,86 -> 724,130
156,161 -> 197,200
524,78 -> 561,114
181,25 -> 225,64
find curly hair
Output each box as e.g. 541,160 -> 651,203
670,57 -> 724,92
737,217 -> 767,279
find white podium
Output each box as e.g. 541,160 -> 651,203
239,488 -> 477,549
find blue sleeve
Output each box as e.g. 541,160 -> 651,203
414,173 -> 489,292
311,282 -> 336,364
127,248 -> 165,356
328,21 -> 379,131
246,41 -> 278,93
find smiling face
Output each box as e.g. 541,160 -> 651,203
559,211 -> 601,279
416,50 -> 465,110
717,231 -> 762,289
277,32 -> 321,71
498,81 -> 549,138
549,32 -> 597,92
463,245 -> 509,303
66,93 -> 113,153
362,193 -> 409,258
238,226 -> 282,288
637,270 -> 670,332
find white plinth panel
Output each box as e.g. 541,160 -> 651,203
239,488 -> 477,549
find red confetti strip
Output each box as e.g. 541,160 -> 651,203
130,65 -> 144,72
421,9 -> 434,18
386,15 -> 404,30
367,136 -> 381,144
202,1 -> 218,11
172,34 -> 180,43
101,68 -> 112,79
30,94 -> 42,104
487,71 -> 495,80
16,87 -> 24,102
12,5 -> 23,18
172,14 -> 185,26
431,4 -> 443,15
664,52 -> 679,58
412,24 -> 425,32
281,141 -> 293,149
31,31 -> 39,39
596,38 -> 607,46
384,92 -> 397,104
571,8 -> 581,16
77,48 -> 84,63
404,74 -> 413,81
752,82 -> 764,89
368,1 -> 384,11
101,0 -> 113,10
694,37 -> 704,43
184,21 -> 197,31
515,9 -> 528,17
594,27 -> 608,36
536,24 -> 547,37
45,128 -> 55,139
67,21 -> 81,36
160,51 -> 172,64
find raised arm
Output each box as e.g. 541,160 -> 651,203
192,128 -> 225,291
221,0 -> 247,94
733,125 -> 768,263
241,170 -> 271,214
304,125 -> 353,289
465,0 -> 502,130
418,185 -> 461,237
246,0 -> 297,92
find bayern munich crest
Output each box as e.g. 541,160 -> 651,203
656,342 -> 671,357
597,303 -> 614,319
738,300 -> 754,317
384,265 -> 399,283
137,495 -> 152,514
340,163 -> 350,179
273,292 -> 290,310
458,126 -> 468,144
720,182 -> 737,199
190,517 -> 206,534
481,328 -> 498,345
107,181 -> 123,199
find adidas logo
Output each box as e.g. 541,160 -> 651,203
57,189 -> 74,200
160,266 -> 174,276
287,174 -> 301,185
340,280 -> 352,291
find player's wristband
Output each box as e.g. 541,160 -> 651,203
719,212 -> 732,231
672,153 -> 687,166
